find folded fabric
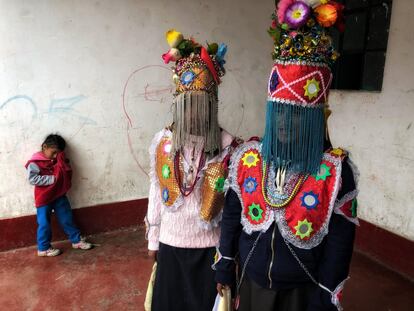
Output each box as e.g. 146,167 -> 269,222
144,262 -> 157,311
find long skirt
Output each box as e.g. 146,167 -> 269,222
152,242 -> 217,311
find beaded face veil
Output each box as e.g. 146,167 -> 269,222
262,0 -> 344,174
162,29 -> 227,156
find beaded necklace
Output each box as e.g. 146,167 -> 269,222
261,162 -> 308,208
173,149 -> 205,197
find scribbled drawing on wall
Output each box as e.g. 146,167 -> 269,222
0,94 -> 95,127
0,95 -> 38,126
122,65 -> 174,177
47,95 -> 96,125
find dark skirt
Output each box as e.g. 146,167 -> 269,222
152,242 -> 217,311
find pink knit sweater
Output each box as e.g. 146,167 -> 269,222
147,128 -> 234,251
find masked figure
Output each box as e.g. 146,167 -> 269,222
215,1 -> 358,310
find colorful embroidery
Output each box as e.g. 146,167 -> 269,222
300,191 -> 319,210
180,71 -> 195,85
303,77 -> 320,100
162,188 -> 169,203
243,177 -> 258,194
248,203 -> 263,222
269,70 -> 279,92
314,163 -> 331,181
241,151 -> 260,168
163,142 -> 172,154
351,198 -> 357,217
330,148 -> 346,158
214,177 -> 225,193
162,164 -> 171,179
294,219 -> 313,239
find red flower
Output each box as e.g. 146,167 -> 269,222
330,1 -> 345,32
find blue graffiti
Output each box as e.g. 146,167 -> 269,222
0,94 -> 96,125
0,95 -> 38,120
47,95 -> 96,125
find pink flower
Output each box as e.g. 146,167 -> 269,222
161,48 -> 181,64
277,0 -> 295,24
284,1 -> 311,29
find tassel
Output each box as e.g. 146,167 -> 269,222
262,101 -> 324,174
172,91 -> 221,157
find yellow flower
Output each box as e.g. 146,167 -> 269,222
166,29 -> 183,48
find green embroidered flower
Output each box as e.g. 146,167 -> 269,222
214,177 -> 225,193
294,219 -> 313,239
162,164 -> 171,179
351,199 -> 358,218
314,163 -> 331,181
248,203 -> 263,222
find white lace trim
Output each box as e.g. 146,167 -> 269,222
334,189 -> 359,225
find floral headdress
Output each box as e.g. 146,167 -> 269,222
262,0 -> 345,174
161,30 -> 228,156
162,29 -> 227,96
268,0 -> 344,65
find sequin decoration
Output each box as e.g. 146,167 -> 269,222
175,55 -> 216,94
248,203 -> 263,222
300,191 -> 319,210
242,151 -> 260,168
269,70 -> 279,93
303,78 -> 320,100
351,199 -> 358,218
200,162 -> 226,222
162,164 -> 171,179
180,71 -> 195,85
163,142 -> 172,154
162,188 -> 169,203
314,163 -> 331,181
294,219 -> 313,239
156,137 -> 181,207
214,177 -> 225,193
243,176 -> 258,194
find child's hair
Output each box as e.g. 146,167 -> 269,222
42,134 -> 66,151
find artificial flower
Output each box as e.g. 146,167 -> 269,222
284,1 -> 311,29
216,43 -> 227,67
314,3 -> 338,27
330,1 -> 346,32
162,48 -> 181,64
166,29 -> 183,48
207,42 -> 218,55
177,39 -> 195,57
277,0 -> 295,24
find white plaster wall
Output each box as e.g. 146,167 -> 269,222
329,0 -> 414,240
0,0 -> 273,219
1,0 -> 413,241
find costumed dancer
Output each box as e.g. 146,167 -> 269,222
145,29 -> 239,311
215,1 -> 359,310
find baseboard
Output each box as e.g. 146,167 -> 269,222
0,198 -> 148,252
355,219 -> 414,281
1,200 -> 413,281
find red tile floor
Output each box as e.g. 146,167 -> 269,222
0,227 -> 413,311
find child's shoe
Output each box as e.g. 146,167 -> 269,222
72,240 -> 93,250
37,248 -> 61,257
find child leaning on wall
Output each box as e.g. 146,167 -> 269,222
25,134 -> 93,257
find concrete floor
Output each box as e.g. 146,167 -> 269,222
0,227 -> 413,311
